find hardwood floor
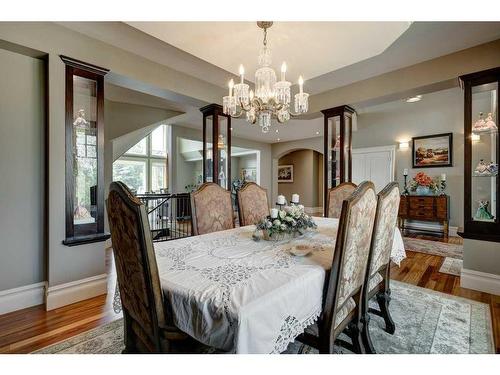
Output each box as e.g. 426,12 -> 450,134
0,235 -> 499,354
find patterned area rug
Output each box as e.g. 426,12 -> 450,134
403,237 -> 463,259
439,257 -> 463,276
34,281 -> 493,354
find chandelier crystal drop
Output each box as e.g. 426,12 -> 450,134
222,21 -> 309,133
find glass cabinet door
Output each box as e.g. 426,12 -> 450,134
327,115 -> 341,190
73,76 -> 98,227
471,82 -> 498,223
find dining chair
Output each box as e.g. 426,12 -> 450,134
326,182 -> 357,218
360,182 -> 400,353
298,181 -> 378,354
107,181 -> 208,353
237,182 -> 269,226
190,182 -> 234,235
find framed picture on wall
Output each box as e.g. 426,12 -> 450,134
412,133 -> 453,168
278,165 -> 294,183
241,168 -> 257,182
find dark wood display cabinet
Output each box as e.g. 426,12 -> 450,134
322,105 -> 355,214
200,104 -> 232,190
459,67 -> 500,243
61,56 -> 110,246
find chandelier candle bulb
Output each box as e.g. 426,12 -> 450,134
441,173 -> 446,181
299,76 -> 304,94
281,62 -> 287,81
291,194 -> 300,204
239,65 -> 245,83
228,79 -> 234,97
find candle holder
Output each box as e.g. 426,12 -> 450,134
403,175 -> 410,195
276,202 -> 285,210
439,180 -> 447,196
290,201 -> 300,206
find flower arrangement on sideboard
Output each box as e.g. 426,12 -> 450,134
408,171 -> 443,196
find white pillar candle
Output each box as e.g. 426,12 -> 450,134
277,195 -> 286,205
441,173 -> 446,181
403,168 -> 409,176
270,208 -> 278,219
291,194 -> 300,203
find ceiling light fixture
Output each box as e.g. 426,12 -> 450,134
222,21 -> 309,134
405,95 -> 422,103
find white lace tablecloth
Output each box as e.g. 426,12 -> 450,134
113,217 -> 405,353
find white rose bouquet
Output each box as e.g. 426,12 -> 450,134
254,204 -> 317,241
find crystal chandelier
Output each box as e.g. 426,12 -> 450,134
222,21 -> 309,133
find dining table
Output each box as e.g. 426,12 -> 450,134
113,216 -> 406,354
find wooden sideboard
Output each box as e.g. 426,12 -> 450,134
398,195 -> 450,238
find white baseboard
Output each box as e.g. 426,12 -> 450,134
461,268 -> 500,296
404,221 -> 458,237
0,282 -> 46,315
46,274 -> 108,311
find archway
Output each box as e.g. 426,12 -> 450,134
272,146 -> 324,216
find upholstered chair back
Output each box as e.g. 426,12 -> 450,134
106,181 -> 166,352
323,181 -> 377,335
191,182 -> 234,235
368,182 -> 400,278
237,182 -> 269,226
326,182 -> 357,218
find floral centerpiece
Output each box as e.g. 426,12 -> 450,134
408,172 -> 440,196
254,204 -> 317,241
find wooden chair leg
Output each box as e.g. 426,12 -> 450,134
376,291 -> 395,334
360,313 -> 376,354
348,321 -> 366,354
122,313 -> 138,353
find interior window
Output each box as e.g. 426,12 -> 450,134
113,124 -> 168,193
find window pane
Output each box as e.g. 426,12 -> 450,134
113,159 -> 147,194
151,125 -> 167,157
151,160 -> 167,192
125,138 -> 147,156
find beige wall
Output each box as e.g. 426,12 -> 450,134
278,150 -> 322,208
0,48 -> 45,291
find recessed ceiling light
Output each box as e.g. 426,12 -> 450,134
316,131 -> 320,135
405,95 -> 422,103
277,138 -> 280,141
275,129 -> 279,133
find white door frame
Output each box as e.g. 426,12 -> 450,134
352,145 -> 396,183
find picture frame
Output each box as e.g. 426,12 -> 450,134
412,133 -> 453,168
278,165 -> 294,183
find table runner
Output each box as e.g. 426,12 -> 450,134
146,217 -> 405,353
